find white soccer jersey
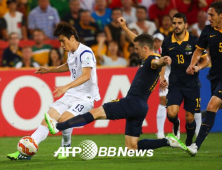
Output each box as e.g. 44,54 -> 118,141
65,43 -> 100,102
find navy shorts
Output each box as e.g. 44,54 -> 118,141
102,95 -> 148,137
166,85 -> 200,114
210,79 -> 222,100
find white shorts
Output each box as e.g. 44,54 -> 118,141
50,95 -> 94,116
159,87 -> 169,97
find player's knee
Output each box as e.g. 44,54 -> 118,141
57,117 -> 65,123
90,106 -> 106,119
167,110 -> 177,118
206,103 -> 217,112
185,115 -> 194,123
125,142 -> 137,150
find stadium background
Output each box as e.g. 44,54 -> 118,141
0,0 -> 222,137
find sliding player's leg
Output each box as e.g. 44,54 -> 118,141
45,106 -> 107,133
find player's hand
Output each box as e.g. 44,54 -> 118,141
117,17 -> 127,29
193,66 -> 200,73
186,65 -> 195,75
34,67 -> 49,74
163,56 -> 171,65
160,77 -> 168,91
53,86 -> 69,98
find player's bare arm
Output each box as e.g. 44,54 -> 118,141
35,63 -> 69,74
97,34 -> 106,63
193,54 -> 210,73
186,48 -> 204,75
117,17 -> 137,43
151,56 -> 171,69
53,67 -> 92,98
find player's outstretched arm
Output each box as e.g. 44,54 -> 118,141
34,63 -> 69,74
186,48 -> 203,75
53,67 -> 92,98
96,34 -> 106,64
117,17 -> 137,43
151,56 -> 171,69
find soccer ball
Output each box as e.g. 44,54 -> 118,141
17,136 -> 38,156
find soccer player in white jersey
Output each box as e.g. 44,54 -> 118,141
153,33 -> 169,139
7,22 -> 100,160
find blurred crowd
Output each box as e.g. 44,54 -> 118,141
0,0 -> 218,68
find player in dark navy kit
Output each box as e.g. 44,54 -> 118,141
44,17 -> 188,152
161,13 -> 209,147
186,1 -> 222,156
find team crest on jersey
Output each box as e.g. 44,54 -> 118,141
86,56 -> 91,61
185,44 -> 192,51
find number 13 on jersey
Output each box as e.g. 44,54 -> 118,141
176,54 -> 184,64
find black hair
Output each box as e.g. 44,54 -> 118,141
80,9 -> 90,15
136,5 -> 147,13
173,13 -> 187,23
210,1 -> 222,15
53,21 -> 79,41
134,33 -> 153,50
112,8 -> 123,14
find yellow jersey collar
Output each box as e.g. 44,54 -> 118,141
214,27 -> 222,33
171,31 -> 189,45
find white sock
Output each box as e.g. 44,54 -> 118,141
31,125 -> 49,145
194,113 -> 202,136
61,128 -> 73,146
156,104 -> 167,134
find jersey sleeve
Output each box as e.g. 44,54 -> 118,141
80,50 -> 95,68
201,49 -> 207,57
193,35 -> 207,57
196,26 -> 209,50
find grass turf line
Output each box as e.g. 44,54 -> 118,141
0,133 -> 222,170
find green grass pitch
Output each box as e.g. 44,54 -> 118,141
0,133 -> 222,170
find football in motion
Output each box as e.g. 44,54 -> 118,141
17,136 -> 38,156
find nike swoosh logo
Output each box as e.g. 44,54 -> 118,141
219,90 -> 222,93
202,123 -> 210,126
210,35 -> 216,37
169,47 -> 175,50
195,108 -> 200,110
